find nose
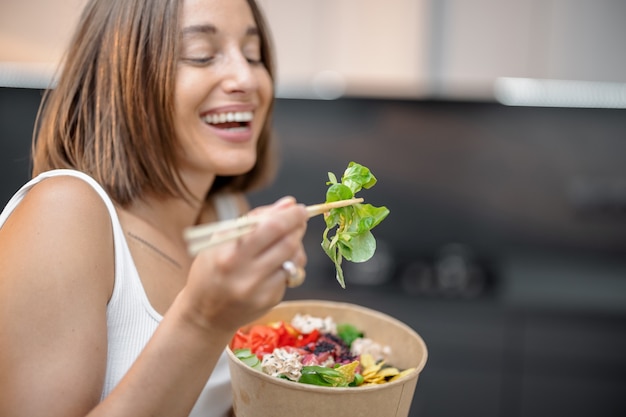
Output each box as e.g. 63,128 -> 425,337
221,50 -> 258,94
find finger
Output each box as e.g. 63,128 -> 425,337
201,217 -> 306,295
246,196 -> 298,217
239,204 -> 307,258
237,233 -> 304,288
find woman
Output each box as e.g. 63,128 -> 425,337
0,0 -> 308,416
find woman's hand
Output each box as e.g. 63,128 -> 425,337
182,196 -> 308,334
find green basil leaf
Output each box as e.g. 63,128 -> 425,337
337,324 -> 363,347
350,373 -> 364,386
342,162 -> 378,193
299,366 -> 351,387
339,231 -> 374,262
354,204 -> 389,231
234,348 -> 262,371
299,366 -> 338,387
326,183 -> 354,202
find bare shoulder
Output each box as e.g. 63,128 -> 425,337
17,174 -> 111,218
0,174 -> 115,299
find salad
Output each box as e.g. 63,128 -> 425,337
230,313 -> 414,387
321,162 -> 389,288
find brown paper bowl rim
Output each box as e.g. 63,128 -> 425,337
227,299 -> 428,393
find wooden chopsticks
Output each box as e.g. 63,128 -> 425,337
184,198 -> 363,255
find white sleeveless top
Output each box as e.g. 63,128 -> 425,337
0,169 -> 236,417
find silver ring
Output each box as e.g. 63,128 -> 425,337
282,260 -> 306,288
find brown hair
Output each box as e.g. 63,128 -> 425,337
32,0 -> 277,206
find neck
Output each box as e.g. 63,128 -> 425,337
128,194 -> 202,243
120,172 -> 216,254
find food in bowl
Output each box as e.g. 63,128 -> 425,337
230,312 -> 415,387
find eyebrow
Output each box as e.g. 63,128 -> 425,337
182,24 -> 217,36
181,24 -> 260,37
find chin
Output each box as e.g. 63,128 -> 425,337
218,157 -> 257,176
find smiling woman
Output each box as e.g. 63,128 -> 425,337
173,0 -> 274,180
0,1 -> 308,417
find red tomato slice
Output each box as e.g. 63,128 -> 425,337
230,329 -> 250,350
294,329 -> 320,347
274,322 -> 298,347
248,325 -> 280,356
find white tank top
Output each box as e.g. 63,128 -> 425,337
0,169 -> 235,417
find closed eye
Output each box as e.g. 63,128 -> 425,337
181,56 -> 216,66
246,57 -> 263,65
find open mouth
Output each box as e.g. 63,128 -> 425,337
202,111 -> 253,131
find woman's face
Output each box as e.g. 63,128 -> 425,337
174,0 -> 272,182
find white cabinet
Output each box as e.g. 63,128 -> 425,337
258,0 -> 431,98
261,0 -> 626,100
540,0 -> 626,83
434,0 -> 626,99
433,0 -> 538,98
0,0 -> 85,88
2,0 -> 623,98
0,0 -> 85,63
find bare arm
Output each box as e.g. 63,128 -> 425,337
0,177 -> 113,416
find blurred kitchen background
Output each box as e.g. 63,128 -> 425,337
1,0 -> 625,416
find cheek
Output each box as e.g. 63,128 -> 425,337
258,68 -> 274,109
174,82 -> 199,117
173,65 -> 207,113
172,73 -> 205,142
256,66 -> 274,99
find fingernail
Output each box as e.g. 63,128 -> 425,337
275,196 -> 296,207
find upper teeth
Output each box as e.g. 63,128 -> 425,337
203,111 -> 253,124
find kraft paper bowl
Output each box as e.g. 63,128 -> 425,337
227,299 -> 428,417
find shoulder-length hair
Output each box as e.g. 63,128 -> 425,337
32,0 -> 277,206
